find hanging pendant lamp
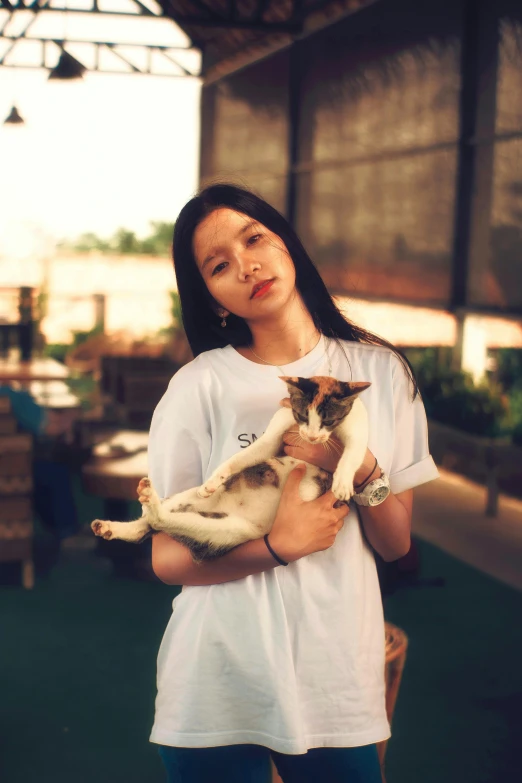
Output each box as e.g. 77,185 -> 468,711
48,49 -> 86,80
3,105 -> 24,125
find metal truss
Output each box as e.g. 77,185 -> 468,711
2,0 -> 312,31
1,0 -> 160,15
157,0 -> 307,33
0,1 -> 201,76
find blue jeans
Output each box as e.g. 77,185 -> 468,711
157,743 -> 383,783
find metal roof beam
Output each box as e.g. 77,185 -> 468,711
183,0 -> 223,20
0,0 -> 51,65
162,14 -> 302,32
0,38 -> 199,75
0,32 -> 193,51
7,2 -> 160,16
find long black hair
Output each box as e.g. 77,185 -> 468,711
173,183 -> 418,398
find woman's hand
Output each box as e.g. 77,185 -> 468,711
281,420 -> 343,473
268,464 -> 349,562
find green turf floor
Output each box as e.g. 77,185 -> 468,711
0,476 -> 520,783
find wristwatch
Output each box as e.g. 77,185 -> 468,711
353,471 -> 391,507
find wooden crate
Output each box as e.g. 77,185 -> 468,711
0,434 -> 33,494
0,398 -> 34,588
0,415 -> 17,435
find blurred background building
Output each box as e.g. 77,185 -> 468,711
3,0 -> 522,375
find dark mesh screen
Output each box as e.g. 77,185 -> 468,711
496,16 -> 522,134
484,11 -> 522,309
200,49 -> 290,214
294,0 -> 462,305
295,151 -> 457,302
198,0 -> 522,314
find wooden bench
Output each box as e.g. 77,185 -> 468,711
81,430 -> 149,502
101,356 -> 179,428
81,430 -> 150,578
428,419 -> 522,516
0,397 -> 34,588
0,355 -> 70,384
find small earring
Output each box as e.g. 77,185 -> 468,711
220,311 -> 227,328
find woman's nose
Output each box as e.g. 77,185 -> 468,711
237,255 -> 261,279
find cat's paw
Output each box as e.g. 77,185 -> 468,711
137,477 -> 152,504
197,471 -> 231,498
91,520 -> 113,539
331,473 -> 354,502
137,477 -> 150,495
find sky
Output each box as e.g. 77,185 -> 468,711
0,0 -> 201,260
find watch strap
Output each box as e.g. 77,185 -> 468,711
353,471 -> 391,506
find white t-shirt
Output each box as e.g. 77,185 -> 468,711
148,336 -> 439,753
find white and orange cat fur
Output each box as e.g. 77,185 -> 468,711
91,376 -> 370,561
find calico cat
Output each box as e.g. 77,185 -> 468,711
91,376 -> 371,561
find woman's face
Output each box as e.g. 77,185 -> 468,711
192,208 -> 298,323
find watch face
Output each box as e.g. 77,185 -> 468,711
369,485 -> 390,506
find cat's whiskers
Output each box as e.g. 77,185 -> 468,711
288,433 -> 305,449
322,441 -> 337,460
322,441 -> 333,454
325,438 -> 342,457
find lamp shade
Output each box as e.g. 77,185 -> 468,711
3,105 -> 24,124
48,50 -> 86,80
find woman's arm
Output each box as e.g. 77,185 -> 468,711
356,491 -> 412,562
352,449 -> 412,561
152,534 -> 280,586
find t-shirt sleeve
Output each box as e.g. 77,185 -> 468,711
147,361 -> 212,500
388,356 -> 440,495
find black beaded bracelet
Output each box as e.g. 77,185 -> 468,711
264,534 -> 289,567
354,457 -> 378,490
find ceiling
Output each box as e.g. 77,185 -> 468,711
0,0 -> 375,81
156,0 -> 377,80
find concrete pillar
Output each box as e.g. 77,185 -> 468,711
93,294 -> 106,333
453,313 -> 488,384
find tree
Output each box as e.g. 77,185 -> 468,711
65,221 -> 174,257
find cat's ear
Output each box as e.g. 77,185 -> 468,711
341,381 -> 371,397
279,376 -> 299,389
279,376 -> 318,397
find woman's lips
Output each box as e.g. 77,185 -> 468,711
251,279 -> 275,299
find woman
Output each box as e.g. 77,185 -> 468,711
149,184 -> 439,782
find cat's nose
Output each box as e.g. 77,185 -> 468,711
308,435 -> 319,442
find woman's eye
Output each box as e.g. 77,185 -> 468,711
211,262 -> 227,276
247,234 -> 261,246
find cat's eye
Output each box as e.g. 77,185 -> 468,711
295,413 -> 308,423
322,420 -> 336,427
